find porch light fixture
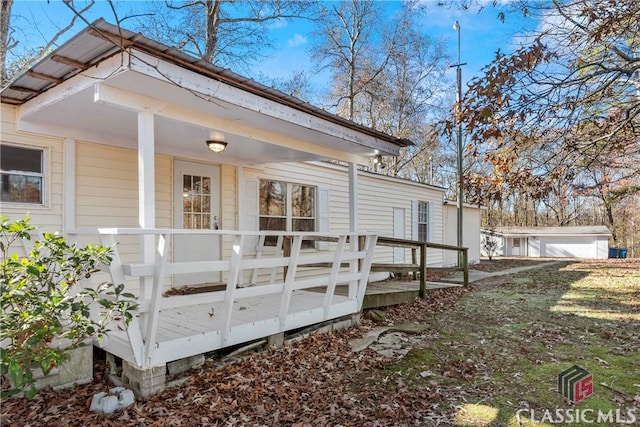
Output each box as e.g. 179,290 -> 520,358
206,139 -> 228,153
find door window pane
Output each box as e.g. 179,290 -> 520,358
182,173 -> 212,229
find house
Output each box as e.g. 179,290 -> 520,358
1,20 -> 479,395
481,226 -> 611,259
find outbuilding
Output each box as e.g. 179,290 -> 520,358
481,226 -> 611,259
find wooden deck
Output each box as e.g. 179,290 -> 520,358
362,280 -> 462,309
71,228 -> 377,368
326,280 -> 463,309
69,228 -> 468,369
98,288 -> 357,366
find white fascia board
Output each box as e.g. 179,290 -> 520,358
17,52 -> 130,120
502,233 -> 610,238
94,83 -> 367,164
127,49 -> 400,156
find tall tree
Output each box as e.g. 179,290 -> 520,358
310,0 -> 386,121
457,0 -> 639,236
0,0 -> 14,84
310,1 -> 451,178
134,0 -> 317,72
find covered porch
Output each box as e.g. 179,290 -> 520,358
1,20 -> 416,394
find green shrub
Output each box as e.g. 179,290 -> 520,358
0,215 -> 137,398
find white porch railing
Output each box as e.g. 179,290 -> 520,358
68,229 -> 377,368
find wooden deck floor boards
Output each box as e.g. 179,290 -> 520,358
98,280 -> 459,365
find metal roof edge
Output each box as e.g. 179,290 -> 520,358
2,19 -> 414,151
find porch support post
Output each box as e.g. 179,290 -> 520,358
63,139 -> 76,232
236,166 -> 244,229
347,162 -> 358,299
138,110 -> 155,301
348,162 -> 358,232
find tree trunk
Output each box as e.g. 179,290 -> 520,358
204,0 -> 221,63
605,203 -> 617,244
0,0 -> 14,83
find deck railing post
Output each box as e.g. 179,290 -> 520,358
221,234 -> 245,346
462,248 -> 469,287
279,235 -> 302,329
282,236 -> 292,278
356,234 -> 377,309
324,235 -> 347,317
411,248 -> 417,280
419,243 -> 426,298
144,233 -> 169,366
99,233 -> 145,366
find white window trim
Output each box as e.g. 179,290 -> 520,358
259,179 -> 318,250
412,200 -> 434,243
259,179 -> 317,233
0,143 -> 49,209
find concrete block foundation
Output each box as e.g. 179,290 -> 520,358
121,362 -> 166,398
33,344 -> 93,391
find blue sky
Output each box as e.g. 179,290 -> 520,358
9,1 -> 539,89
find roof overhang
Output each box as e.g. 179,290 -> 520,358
481,228 -> 612,238
2,20 -> 412,167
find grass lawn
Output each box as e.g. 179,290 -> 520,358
384,259 -> 640,426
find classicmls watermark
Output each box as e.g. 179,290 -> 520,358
514,366 -> 638,424
515,408 -> 638,424
558,365 -> 593,403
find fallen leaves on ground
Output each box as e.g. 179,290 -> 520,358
3,259 -> 637,426
0,287 -> 467,427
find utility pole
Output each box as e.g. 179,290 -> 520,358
452,21 -> 466,265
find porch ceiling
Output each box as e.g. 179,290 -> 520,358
16,69 -> 334,166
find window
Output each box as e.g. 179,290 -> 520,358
259,179 -> 316,248
1,145 -> 44,205
417,201 -> 430,242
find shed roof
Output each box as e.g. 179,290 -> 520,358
484,226 -> 612,237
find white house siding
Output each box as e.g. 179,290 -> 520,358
72,142 -> 173,292
528,237 -> 540,257
75,142 -> 172,265
444,204 -> 482,266
358,172 -> 445,267
240,162 -> 450,282
0,104 -> 64,232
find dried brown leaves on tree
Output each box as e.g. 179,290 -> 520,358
456,0 -> 639,236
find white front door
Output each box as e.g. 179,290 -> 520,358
173,160 -> 221,286
393,208 -> 405,263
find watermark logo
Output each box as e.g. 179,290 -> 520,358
558,365 -> 593,403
